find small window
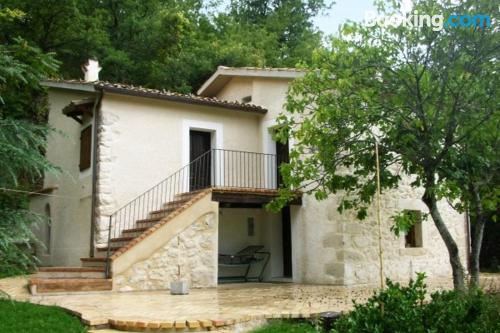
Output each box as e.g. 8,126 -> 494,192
242,95 -> 252,103
247,217 -> 255,236
79,125 -> 92,171
405,210 -> 423,248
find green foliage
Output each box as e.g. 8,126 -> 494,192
0,299 -> 87,333
1,0 -> 329,92
0,8 -> 60,276
0,204 -> 48,277
0,35 -> 59,120
276,0 -> 498,215
390,210 -> 427,237
250,320 -> 318,333
0,118 -> 59,186
333,273 -> 427,333
273,0 -> 499,289
0,118 -> 58,277
332,274 -> 500,333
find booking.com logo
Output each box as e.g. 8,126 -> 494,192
364,11 -> 492,31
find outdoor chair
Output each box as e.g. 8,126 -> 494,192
218,245 -> 270,282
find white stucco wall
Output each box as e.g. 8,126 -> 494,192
216,77 -> 253,102
218,208 -> 283,280
95,93 -> 264,245
30,89 -> 96,266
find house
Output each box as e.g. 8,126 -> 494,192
28,62 -> 468,293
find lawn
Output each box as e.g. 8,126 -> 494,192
0,299 -> 87,333
250,321 -> 319,333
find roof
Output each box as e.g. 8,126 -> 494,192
197,66 -> 307,97
43,79 -> 267,114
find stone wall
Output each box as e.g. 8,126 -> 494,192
94,104 -> 120,246
113,212 -> 217,291
341,176 -> 467,286
293,174 -> 467,287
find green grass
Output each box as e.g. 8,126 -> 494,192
250,320 -> 319,333
0,299 -> 87,333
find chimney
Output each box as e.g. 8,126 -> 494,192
82,59 -> 101,82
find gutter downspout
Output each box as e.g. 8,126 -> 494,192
89,90 -> 103,257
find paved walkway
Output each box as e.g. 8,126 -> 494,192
0,277 -> 374,326
1,275 -> 499,331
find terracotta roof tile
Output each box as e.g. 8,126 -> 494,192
44,79 -> 267,114
217,66 -> 308,72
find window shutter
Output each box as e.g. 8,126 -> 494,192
79,125 -> 92,171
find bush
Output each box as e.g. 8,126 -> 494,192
332,273 -> 500,333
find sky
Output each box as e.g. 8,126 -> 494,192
214,0 -> 378,36
314,0 -> 376,36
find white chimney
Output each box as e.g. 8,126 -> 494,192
82,59 -> 101,82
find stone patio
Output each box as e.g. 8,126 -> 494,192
1,275 -> 499,332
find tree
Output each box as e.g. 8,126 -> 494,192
1,0 -> 329,92
441,115 -> 499,288
272,0 -> 499,291
226,0 -> 330,67
0,8 -> 60,276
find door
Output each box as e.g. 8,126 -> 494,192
276,140 -> 292,277
190,130 -> 211,190
276,140 -> 289,188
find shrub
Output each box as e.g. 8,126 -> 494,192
332,273 -> 500,333
423,290 -> 500,333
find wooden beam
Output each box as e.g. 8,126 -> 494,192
212,190 -> 301,206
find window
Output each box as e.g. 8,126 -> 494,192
79,125 -> 92,171
405,210 -> 423,248
247,217 -> 255,237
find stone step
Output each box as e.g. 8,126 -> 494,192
110,236 -> 135,242
28,278 -> 112,294
121,227 -> 148,238
148,207 -> 175,218
136,216 -> 162,225
174,189 -> 205,199
109,236 -> 134,248
36,267 -> 105,279
81,257 -> 108,268
96,246 -> 119,255
162,198 -> 190,209
134,219 -> 162,230
108,318 -> 231,332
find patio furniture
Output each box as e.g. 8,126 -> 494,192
218,245 -> 270,282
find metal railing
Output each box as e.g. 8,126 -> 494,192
104,149 -> 278,276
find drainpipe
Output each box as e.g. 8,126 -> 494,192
89,90 -> 103,257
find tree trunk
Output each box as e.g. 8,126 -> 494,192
469,184 -> 485,288
423,188 -> 466,291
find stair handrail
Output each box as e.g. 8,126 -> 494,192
103,149 -> 278,277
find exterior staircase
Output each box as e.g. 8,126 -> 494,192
28,191 -> 202,294
29,149 -> 278,295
